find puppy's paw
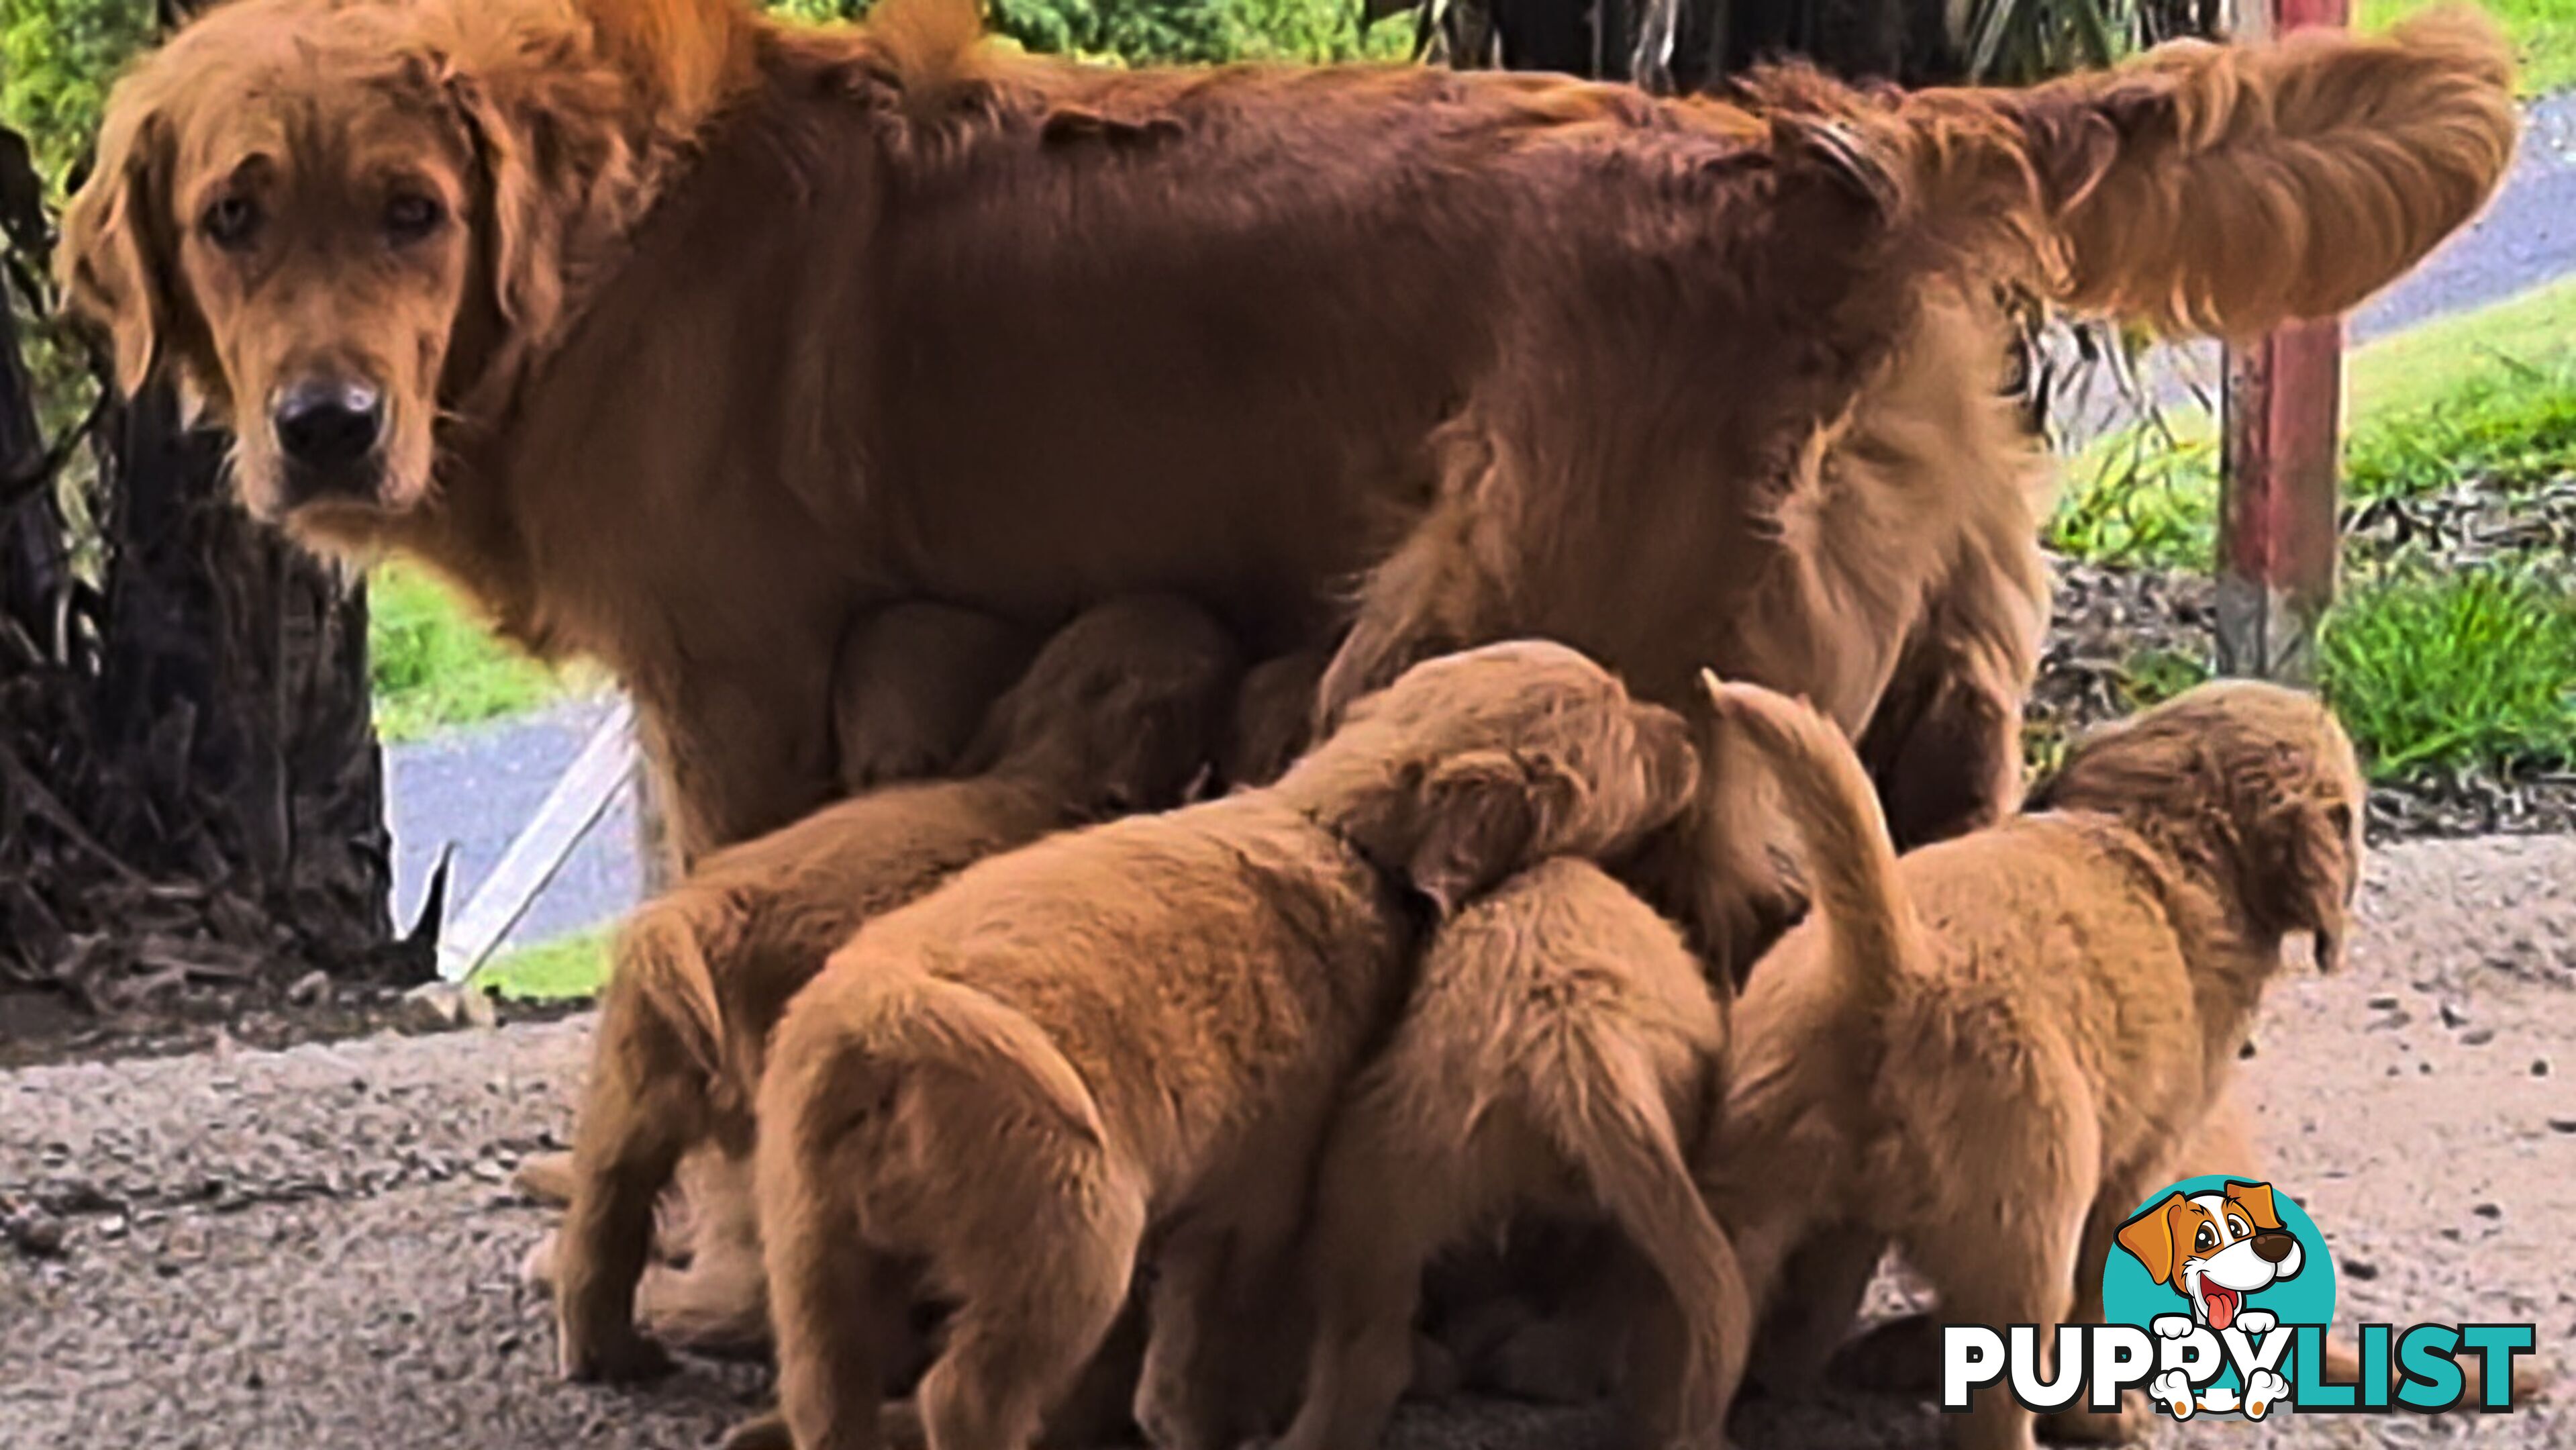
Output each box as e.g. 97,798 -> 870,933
720,1410 -> 793,1450
519,1232 -> 558,1293
511,1151 -> 578,1205
2150,1314 -> 2197,1341
2150,1369 -> 2197,1419
2234,1309 -> 2278,1338
2242,1369 -> 2290,1420
558,1326 -> 675,1385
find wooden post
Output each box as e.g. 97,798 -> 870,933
2215,0 -> 2348,683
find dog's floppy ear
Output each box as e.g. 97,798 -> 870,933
2251,787 -> 2357,973
2114,1193 -> 2191,1286
2226,1181 -> 2284,1233
57,105 -> 193,399
1385,749 -> 1585,917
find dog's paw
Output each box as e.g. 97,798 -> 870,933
2196,1384 -> 2241,1414
2151,1314 -> 2197,1341
2243,1369 -> 2291,1419
2234,1309 -> 2278,1338
519,1231 -> 558,1293
719,1410 -> 793,1450
2150,1369 -> 2197,1420
558,1326 -> 675,1385
511,1151 -> 578,1206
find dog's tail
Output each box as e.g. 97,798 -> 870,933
771,956 -> 1107,1159
614,900 -> 734,1092
1752,7 -> 2518,339
1697,671 -> 1921,1010
1524,1017 -> 1750,1437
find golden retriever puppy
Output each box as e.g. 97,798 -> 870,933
1680,677 -> 2363,1450
740,641 -> 1696,1450
552,595 -> 1242,1382
1277,856 -> 1743,1450
831,601 -> 1038,793
1220,648 -> 1331,791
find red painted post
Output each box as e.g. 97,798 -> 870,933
2215,0 -> 2349,682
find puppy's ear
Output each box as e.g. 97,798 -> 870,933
2114,1194 -> 2190,1286
57,106 -> 191,398
1397,750 -> 1583,917
2252,792 -> 2357,973
2226,1181 -> 2283,1232
1632,702 -> 1702,824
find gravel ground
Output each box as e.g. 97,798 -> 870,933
5,832 -> 2571,1449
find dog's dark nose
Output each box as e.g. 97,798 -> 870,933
2252,1230 -> 2296,1263
272,378 -> 384,478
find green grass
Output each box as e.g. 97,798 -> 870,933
2361,0 -> 2576,97
2049,279 -> 2576,571
2321,567 -> 2576,780
2052,279 -> 2576,785
368,563 -> 583,742
473,928 -> 613,1002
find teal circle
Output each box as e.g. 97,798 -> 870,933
2100,1175 -> 2338,1408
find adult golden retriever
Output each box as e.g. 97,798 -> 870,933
60,0 -> 2514,969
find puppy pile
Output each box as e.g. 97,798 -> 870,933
519,591 -> 2366,1450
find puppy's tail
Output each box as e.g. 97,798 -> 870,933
1697,671 -> 1920,1010
615,902 -> 733,1090
1754,7 -> 2518,339
780,959 -> 1106,1156
1528,1024 -> 1750,1436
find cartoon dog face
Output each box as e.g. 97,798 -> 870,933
2115,1181 -> 2306,1332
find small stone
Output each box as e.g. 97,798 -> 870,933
2548,1118 -> 2576,1134
2238,1039 -> 2259,1061
5,1210 -> 66,1259
285,970 -> 332,1008
2344,1259 -> 2381,1282
2533,1060 -> 2550,1077
2368,996 -> 2401,1010
2473,1203 -> 2503,1220
461,985 -> 501,1030
2461,1028 -> 2496,1047
2438,1002 -> 2469,1029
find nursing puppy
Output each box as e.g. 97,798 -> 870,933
1279,856 -> 1744,1450
552,595 -> 1242,1382
522,600 -> 1034,1292
742,641 -> 1697,1450
1685,678 -> 2362,1450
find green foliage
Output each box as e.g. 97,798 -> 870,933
2045,420 -> 2220,570
2363,0 -> 2576,97
0,0 -> 152,186
766,0 -> 1399,66
368,564 -> 577,741
474,928 -> 613,1002
2322,567 -> 2576,781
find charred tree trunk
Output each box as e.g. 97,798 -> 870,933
0,111 -> 405,1020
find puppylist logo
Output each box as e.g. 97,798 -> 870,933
1943,1175 -> 2537,1422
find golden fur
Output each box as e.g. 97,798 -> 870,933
1681,677 -> 2364,1450
58,0 -> 2515,930
741,642 -> 1697,1450
547,595 -> 1241,1382
1279,856 -> 1742,1450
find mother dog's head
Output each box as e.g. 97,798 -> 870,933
56,0 -> 752,536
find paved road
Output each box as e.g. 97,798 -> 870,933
385,93 -> 2576,958
7,832 -> 2571,1447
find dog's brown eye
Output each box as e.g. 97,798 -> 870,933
385,191 -> 444,243
201,194 -> 261,249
